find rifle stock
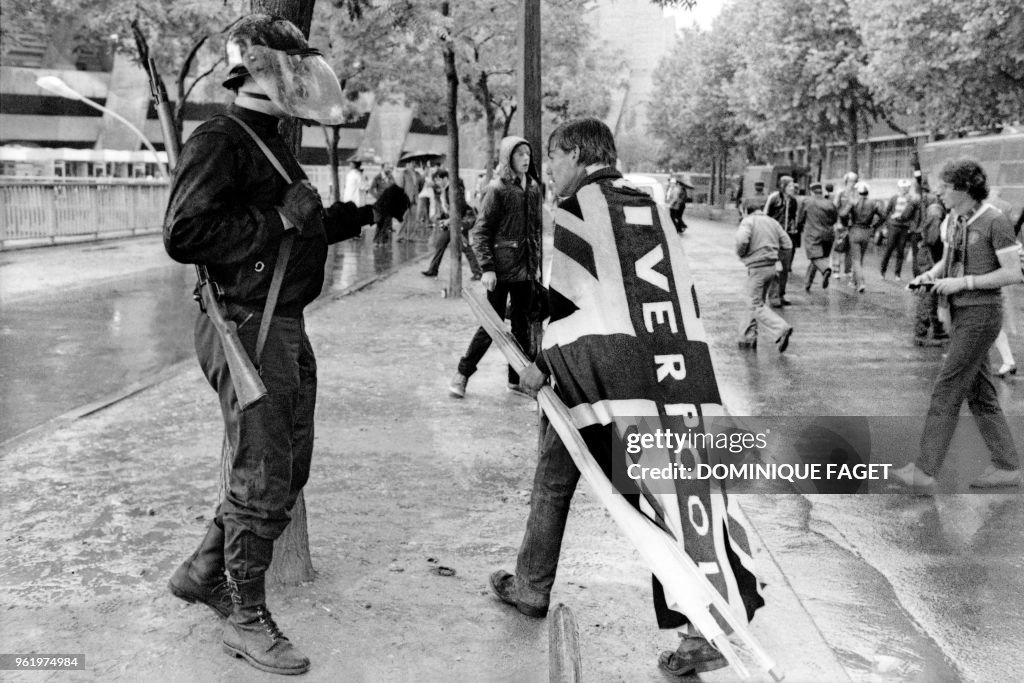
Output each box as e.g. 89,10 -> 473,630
132,20 -> 266,410
197,276 -> 267,410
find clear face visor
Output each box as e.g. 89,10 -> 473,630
243,45 -> 346,125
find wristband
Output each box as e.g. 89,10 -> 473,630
966,275 -> 975,290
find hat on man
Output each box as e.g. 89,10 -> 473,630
897,178 -> 912,189
809,182 -> 823,193
753,181 -> 765,190
855,181 -> 869,195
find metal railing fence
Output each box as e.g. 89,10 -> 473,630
0,177 -> 169,249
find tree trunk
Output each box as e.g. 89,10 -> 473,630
442,1 -> 463,298
480,74 -> 497,183
323,125 -> 341,203
846,100 -> 859,175
250,0 -> 317,586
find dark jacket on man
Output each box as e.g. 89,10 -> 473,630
164,105 -> 372,316
764,191 -> 800,247
797,195 -> 838,260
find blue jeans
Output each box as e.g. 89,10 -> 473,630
917,302 -> 1019,476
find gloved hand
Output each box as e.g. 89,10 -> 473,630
279,180 -> 323,233
374,185 -> 410,221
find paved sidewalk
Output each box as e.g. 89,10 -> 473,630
0,246 -> 850,681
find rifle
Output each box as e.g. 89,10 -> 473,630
132,21 -> 267,410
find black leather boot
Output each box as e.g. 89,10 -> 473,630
168,519 -> 232,618
222,573 -> 310,675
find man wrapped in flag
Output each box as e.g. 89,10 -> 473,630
489,118 -> 764,677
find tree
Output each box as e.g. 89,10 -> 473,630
2,0 -> 240,145
854,0 -> 1024,134
649,22 -> 746,203
726,0 -> 888,175
315,0 -> 614,176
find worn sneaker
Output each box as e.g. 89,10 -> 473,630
448,372 -> 468,399
970,465 -> 1022,488
890,462 -> 936,493
657,634 -> 727,677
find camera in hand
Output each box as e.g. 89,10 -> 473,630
908,281 -> 934,291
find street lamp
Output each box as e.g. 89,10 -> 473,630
35,75 -> 168,177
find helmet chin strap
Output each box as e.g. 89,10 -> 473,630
235,90 -> 286,118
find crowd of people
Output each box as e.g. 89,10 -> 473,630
734,164 -> 1024,496
156,13 -> 1023,679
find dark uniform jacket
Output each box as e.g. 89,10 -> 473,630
841,196 -> 887,243
164,105 -> 372,317
470,136 -> 542,283
764,191 -> 800,247
796,195 -> 838,259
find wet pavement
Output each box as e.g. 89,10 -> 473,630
0,230 -> 431,444
1,214 -> 1022,681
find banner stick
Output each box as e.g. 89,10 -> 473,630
463,285 -> 782,681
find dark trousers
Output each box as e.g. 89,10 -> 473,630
913,243 -> 945,338
917,303 -> 1019,476
880,225 -> 910,277
373,216 -> 393,245
804,257 -> 831,288
424,225 -> 481,276
908,233 -> 923,277
457,279 -> 533,384
195,310 -> 316,577
768,246 -> 795,303
669,206 -> 686,231
513,416 -> 760,628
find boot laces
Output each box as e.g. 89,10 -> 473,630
255,607 -> 287,643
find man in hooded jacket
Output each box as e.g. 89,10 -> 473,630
448,136 -> 542,398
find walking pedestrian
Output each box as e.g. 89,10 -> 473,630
893,158 -> 1023,492
162,15 -> 406,675
736,203 -> 794,351
831,171 -> 859,279
395,162 -> 421,241
370,164 -> 396,245
666,177 -> 686,232
343,159 -> 364,206
448,136 -> 542,399
798,182 -> 837,291
421,178 -> 482,279
880,179 -> 920,281
488,118 -> 763,678
911,189 -> 949,346
764,176 -> 800,306
839,181 -> 887,293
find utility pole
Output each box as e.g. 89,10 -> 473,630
516,0 -> 542,180
516,0 -> 543,356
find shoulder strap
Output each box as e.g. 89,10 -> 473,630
225,114 -> 296,369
